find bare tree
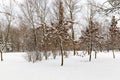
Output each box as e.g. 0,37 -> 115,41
16,0 -> 51,62
0,24 -> 4,61
0,0 -> 14,61
64,0 -> 81,55
80,20 -> 103,61
51,0 -> 73,66
79,0 -> 103,61
97,0 -> 120,16
57,0 -> 65,66
19,20 -> 28,52
108,16 -> 119,58
9,27 -> 21,52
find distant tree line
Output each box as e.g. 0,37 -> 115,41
0,0 -> 120,66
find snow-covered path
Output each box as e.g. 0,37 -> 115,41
0,51 -> 120,80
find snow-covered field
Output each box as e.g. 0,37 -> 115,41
0,51 -> 120,80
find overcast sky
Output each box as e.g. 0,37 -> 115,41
0,0 -> 117,39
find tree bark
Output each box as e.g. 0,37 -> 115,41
95,50 -> 97,59
0,51 -> 3,61
60,40 -> 64,66
112,50 -> 115,59
71,26 -> 76,56
89,53 -> 91,62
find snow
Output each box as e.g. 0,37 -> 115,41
0,51 -> 120,80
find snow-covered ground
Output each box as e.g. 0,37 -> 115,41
0,51 -> 120,80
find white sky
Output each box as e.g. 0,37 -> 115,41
0,0 -> 118,39
0,0 -> 24,4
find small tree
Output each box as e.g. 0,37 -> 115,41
79,0 -> 103,61
80,20 -> 102,61
0,0 -> 14,61
64,0 -> 81,55
108,16 -> 119,58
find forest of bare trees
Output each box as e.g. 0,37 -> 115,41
0,0 -> 120,66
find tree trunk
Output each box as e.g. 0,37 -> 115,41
71,25 -> 76,56
88,45 -> 92,61
73,47 -> 76,55
44,52 -> 48,60
61,49 -> 64,66
0,51 -> 3,61
60,41 -> 64,66
112,50 -> 115,59
95,50 -> 97,59
32,24 -> 38,63
28,53 -> 31,62
89,53 -> 91,62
